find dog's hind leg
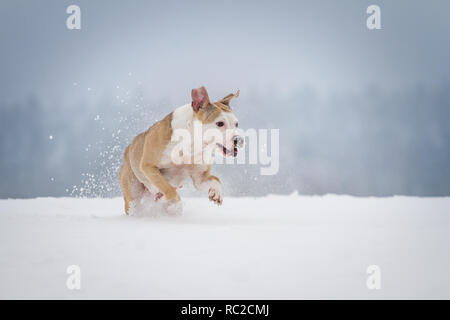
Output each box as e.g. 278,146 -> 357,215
119,158 -> 144,215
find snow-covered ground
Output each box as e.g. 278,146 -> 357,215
0,194 -> 449,299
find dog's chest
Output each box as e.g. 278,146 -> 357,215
159,164 -> 208,187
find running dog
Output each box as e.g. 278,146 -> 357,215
119,86 -> 242,214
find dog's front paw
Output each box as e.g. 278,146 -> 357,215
164,187 -> 180,202
165,198 -> 183,215
208,186 -> 222,205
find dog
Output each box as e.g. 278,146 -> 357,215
119,86 -> 243,215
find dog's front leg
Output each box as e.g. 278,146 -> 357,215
140,163 -> 180,201
139,127 -> 180,202
191,166 -> 222,205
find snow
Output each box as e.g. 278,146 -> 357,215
0,194 -> 449,299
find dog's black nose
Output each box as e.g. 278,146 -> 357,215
232,135 -> 244,148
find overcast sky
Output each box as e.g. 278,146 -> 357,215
1,0 -> 449,103
1,0 -> 449,197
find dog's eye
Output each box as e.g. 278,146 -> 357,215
235,122 -> 238,128
216,121 -> 224,127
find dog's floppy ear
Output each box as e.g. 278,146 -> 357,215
191,86 -> 210,112
219,90 -> 240,106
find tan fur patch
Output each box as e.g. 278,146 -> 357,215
218,90 -> 240,106
194,102 -> 231,124
141,112 -> 174,165
214,102 -> 232,112
192,88 -> 238,123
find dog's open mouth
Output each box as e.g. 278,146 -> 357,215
217,143 -> 238,157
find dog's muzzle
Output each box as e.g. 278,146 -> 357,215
232,135 -> 244,149
217,135 -> 243,157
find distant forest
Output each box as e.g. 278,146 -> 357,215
1,83 -> 449,198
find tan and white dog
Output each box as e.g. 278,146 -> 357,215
119,86 -> 242,215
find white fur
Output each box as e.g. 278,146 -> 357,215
158,104 -> 195,167
171,104 -> 195,131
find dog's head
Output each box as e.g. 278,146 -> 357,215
191,86 -> 243,157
